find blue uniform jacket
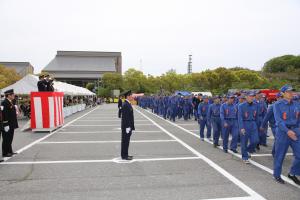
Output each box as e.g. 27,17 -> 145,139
237,102 -> 259,130
273,99 -> 300,133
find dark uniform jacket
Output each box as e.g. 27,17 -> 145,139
118,99 -> 122,109
121,100 -> 135,130
1,99 -> 19,129
37,80 -> 46,91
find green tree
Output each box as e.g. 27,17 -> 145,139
102,72 -> 123,90
0,65 -> 21,89
263,55 -> 300,73
123,68 -> 147,93
86,82 -> 95,91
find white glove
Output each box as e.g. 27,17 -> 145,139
0,106 -> 3,111
240,129 -> 246,135
126,127 -> 131,134
4,126 -> 10,132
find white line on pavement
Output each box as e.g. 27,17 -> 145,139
39,140 -> 177,144
1,156 -> 201,165
135,107 -> 266,200
139,107 -> 300,190
68,124 -> 153,127
202,197 -> 253,200
58,130 -> 163,134
1,106 -> 100,162
77,119 -> 147,122
250,153 -> 293,157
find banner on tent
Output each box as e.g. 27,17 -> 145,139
30,92 -> 64,132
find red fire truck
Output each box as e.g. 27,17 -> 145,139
259,89 -> 280,104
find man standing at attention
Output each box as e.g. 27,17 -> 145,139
1,89 -> 19,158
118,95 -> 123,118
121,90 -> 135,160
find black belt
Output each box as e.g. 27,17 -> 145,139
286,125 -> 298,129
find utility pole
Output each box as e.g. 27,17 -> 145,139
187,54 -> 192,74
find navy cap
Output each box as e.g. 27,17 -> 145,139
280,84 -> 294,93
238,94 -> 246,99
121,90 -> 132,98
227,94 -> 235,98
246,91 -> 256,96
4,89 -> 14,95
276,92 -> 283,98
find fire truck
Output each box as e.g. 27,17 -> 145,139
259,89 -> 280,104
228,89 -> 280,104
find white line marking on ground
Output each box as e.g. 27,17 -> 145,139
139,107 -> 300,190
39,140 -> 177,144
68,124 -> 153,127
201,197 -> 253,200
1,156 -> 201,165
135,107 -> 266,200
58,130 -> 163,134
1,107 -> 100,162
77,119 -> 147,122
250,153 -> 293,157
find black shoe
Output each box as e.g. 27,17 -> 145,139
213,144 -> 220,148
127,156 -> 133,159
12,152 -> 18,155
261,144 -> 268,147
288,174 -> 300,185
0,159 -> 4,163
256,144 -> 260,151
3,153 -> 13,157
122,157 -> 133,160
223,149 -> 228,153
231,149 -> 238,153
274,177 -> 285,184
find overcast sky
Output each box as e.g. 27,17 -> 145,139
0,0 -> 299,75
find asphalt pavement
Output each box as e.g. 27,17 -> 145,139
0,104 -> 299,200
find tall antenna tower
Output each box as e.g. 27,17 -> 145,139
187,54 -> 192,74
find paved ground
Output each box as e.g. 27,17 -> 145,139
0,104 -> 299,200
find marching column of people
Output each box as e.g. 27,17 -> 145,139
137,84 -> 300,185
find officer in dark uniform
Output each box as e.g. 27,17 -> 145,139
0,103 -> 4,162
121,90 -> 135,160
37,74 -> 46,92
118,96 -> 123,118
44,74 -> 54,92
1,89 -> 19,157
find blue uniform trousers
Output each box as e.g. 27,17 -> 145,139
222,119 -> 238,151
211,117 -> 221,145
199,117 -> 211,139
240,121 -> 259,160
273,127 -> 300,178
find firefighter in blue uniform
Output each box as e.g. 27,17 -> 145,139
261,93 -> 283,156
208,96 -> 222,147
256,93 -> 268,148
198,96 -> 211,141
220,94 -> 238,153
238,92 -> 260,163
273,85 -> 300,185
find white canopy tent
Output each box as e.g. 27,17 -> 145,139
0,74 -> 96,96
